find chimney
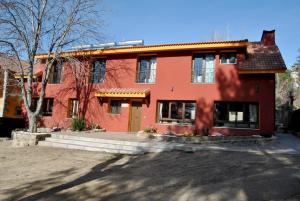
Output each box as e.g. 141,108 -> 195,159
261,30 -> 276,46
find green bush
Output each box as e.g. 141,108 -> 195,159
71,118 -> 86,131
143,126 -> 157,133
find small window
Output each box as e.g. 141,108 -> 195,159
137,57 -> 156,83
49,62 -> 63,84
157,101 -> 196,124
109,100 -> 121,114
220,53 -> 237,64
192,54 -> 215,83
214,102 -> 258,128
42,98 -> 54,116
92,59 -> 106,83
68,99 -> 79,118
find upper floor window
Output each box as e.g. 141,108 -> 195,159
68,99 -> 79,118
220,53 -> 237,64
137,57 -> 156,83
192,54 -> 215,83
49,62 -> 63,84
92,59 -> 106,83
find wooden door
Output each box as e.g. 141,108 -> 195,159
129,102 -> 142,132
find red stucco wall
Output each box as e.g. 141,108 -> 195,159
36,51 -> 275,136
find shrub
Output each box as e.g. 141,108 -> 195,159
89,122 -> 101,130
143,126 -> 157,133
71,118 -> 86,131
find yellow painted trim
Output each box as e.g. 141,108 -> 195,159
36,41 -> 249,59
14,71 -> 43,79
95,91 -> 150,98
238,69 -> 286,74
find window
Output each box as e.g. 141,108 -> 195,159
214,102 -> 258,128
31,98 -> 54,116
92,59 -> 106,83
49,62 -> 63,83
109,100 -> 121,114
192,54 -> 215,83
68,99 -> 79,118
158,101 -> 196,124
220,53 -> 237,64
137,57 -> 156,83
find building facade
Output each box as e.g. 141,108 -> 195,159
33,30 -> 286,136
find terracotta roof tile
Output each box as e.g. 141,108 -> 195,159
239,42 -> 286,71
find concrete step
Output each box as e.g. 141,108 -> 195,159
38,141 -> 145,155
38,134 -> 175,154
50,134 -> 172,149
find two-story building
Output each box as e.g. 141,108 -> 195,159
33,30 -> 286,136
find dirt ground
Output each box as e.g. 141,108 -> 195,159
1,141 -> 300,201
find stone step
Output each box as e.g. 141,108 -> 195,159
45,138 -> 151,152
39,135 -> 175,154
50,134 -> 151,146
38,141 -> 145,155
50,134 -> 172,149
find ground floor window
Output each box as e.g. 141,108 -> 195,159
109,100 -> 121,114
68,99 -> 79,118
157,101 -> 196,124
31,98 -> 54,116
214,101 -> 258,128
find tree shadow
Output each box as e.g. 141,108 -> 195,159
5,150 -> 300,201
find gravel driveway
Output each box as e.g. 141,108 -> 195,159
0,139 -> 300,201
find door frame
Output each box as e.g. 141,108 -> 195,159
128,99 -> 143,132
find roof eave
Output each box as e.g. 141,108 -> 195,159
35,41 -> 249,59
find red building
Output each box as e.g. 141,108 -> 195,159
34,30 -> 286,136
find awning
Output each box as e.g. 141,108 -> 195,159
95,88 -> 150,98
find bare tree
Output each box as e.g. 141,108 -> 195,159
0,0 -> 103,132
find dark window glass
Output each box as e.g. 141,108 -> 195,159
42,98 -> 54,116
92,60 -> 106,83
110,100 -> 121,114
158,101 -> 196,124
50,62 -> 63,84
220,53 -> 237,64
214,102 -> 258,128
68,99 -> 79,118
137,57 -> 156,83
192,54 -> 215,83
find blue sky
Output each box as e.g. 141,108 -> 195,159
101,0 -> 300,68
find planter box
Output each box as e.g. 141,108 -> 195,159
12,131 -> 51,147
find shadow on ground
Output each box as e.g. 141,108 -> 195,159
4,150 -> 300,201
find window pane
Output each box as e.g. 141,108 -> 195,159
204,55 -> 214,83
170,102 -> 183,120
229,54 -> 237,64
184,103 -> 195,120
220,54 -> 227,64
110,100 -> 121,114
160,102 -> 169,118
137,58 -> 156,83
52,63 -> 62,83
92,60 -> 106,83
192,56 -> 203,83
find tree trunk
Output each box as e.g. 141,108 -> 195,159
28,114 -> 37,133
1,69 -> 9,117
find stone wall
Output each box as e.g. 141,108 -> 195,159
12,131 -> 51,147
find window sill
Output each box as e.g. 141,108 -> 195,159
156,123 -> 195,126
213,126 -> 259,130
191,82 -> 216,85
136,82 -> 156,85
